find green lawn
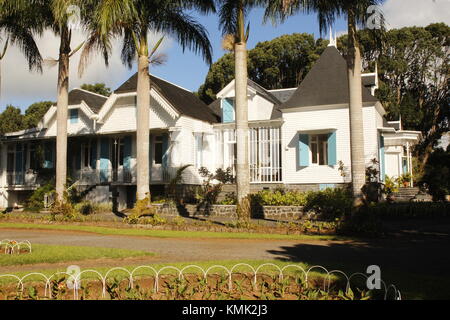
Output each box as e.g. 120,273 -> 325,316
0,222 -> 346,241
0,244 -> 153,267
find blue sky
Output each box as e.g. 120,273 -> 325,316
1,0 -> 449,112
150,8 -> 348,92
0,9 -> 348,112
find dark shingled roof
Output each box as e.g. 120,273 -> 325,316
269,88 -> 297,103
247,79 -> 281,105
362,74 -> 377,87
69,89 -> 108,114
115,73 -> 219,123
281,46 -> 378,109
208,99 -> 222,119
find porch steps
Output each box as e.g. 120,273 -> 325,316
392,187 -> 422,202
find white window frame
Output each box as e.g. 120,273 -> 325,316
309,134 -> 329,166
153,135 -> 164,166
194,133 -> 204,168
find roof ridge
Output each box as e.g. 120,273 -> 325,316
150,74 -> 192,93
73,88 -> 108,99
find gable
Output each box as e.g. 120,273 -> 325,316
115,73 -> 218,123
281,46 -> 378,109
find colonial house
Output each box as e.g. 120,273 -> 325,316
0,43 -> 421,210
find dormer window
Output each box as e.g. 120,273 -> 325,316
222,98 -> 235,123
70,109 -> 79,124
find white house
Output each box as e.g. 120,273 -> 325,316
0,43 -> 421,210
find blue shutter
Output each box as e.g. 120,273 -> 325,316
123,136 -> 132,171
162,133 -> 169,168
379,135 -> 385,181
100,138 -> 110,183
43,142 -> 54,169
90,139 -> 97,169
15,144 -> 23,184
327,131 -> 337,166
298,134 -> 309,167
69,109 -> 78,124
222,98 -> 234,123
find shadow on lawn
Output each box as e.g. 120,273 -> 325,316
266,234 -> 450,300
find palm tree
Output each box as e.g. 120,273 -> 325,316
22,0 -> 88,201
266,0 -> 384,205
217,0 -> 267,211
0,0 -> 43,98
82,0 -> 214,201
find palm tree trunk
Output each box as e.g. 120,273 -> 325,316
55,26 -> 71,201
234,41 -> 250,203
347,7 -> 365,206
136,52 -> 150,200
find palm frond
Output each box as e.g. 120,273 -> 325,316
153,8 -> 213,65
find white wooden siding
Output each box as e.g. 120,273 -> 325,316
281,105 -> 379,184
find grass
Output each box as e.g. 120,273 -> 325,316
0,222 -> 346,241
0,244 -> 153,267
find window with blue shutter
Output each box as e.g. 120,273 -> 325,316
162,134 -> 169,168
100,138 -> 110,183
15,144 -> 23,185
43,142 -> 54,169
379,134 -> 385,181
123,136 -> 132,171
222,98 -> 234,123
69,109 -> 79,124
327,131 -> 337,166
298,134 -> 309,167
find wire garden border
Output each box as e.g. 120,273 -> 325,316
0,239 -> 32,255
0,263 -> 401,300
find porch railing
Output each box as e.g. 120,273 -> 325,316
6,172 -> 38,187
72,167 -> 182,185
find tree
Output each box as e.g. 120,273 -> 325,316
83,0 -> 214,201
18,0 -> 94,201
23,101 -> 54,128
80,83 -> 111,96
198,33 -> 327,103
337,23 -> 449,169
217,0 -> 270,213
266,0 -> 385,206
0,0 -> 43,98
0,105 -> 24,134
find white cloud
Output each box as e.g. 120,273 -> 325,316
0,29 -> 173,111
381,0 -> 450,29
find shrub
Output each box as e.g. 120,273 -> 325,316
304,188 -> 353,221
250,190 -> 307,206
218,192 -> 237,205
196,167 -> 234,210
420,147 -> 450,201
25,183 -> 55,211
74,202 -> 94,215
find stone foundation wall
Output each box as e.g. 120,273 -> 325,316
150,203 -> 309,220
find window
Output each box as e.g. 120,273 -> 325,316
194,133 -> 203,168
81,142 -> 90,168
310,134 -> 328,165
154,136 -> 163,165
70,109 -> 79,124
29,144 -> 39,170
222,98 -> 235,123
